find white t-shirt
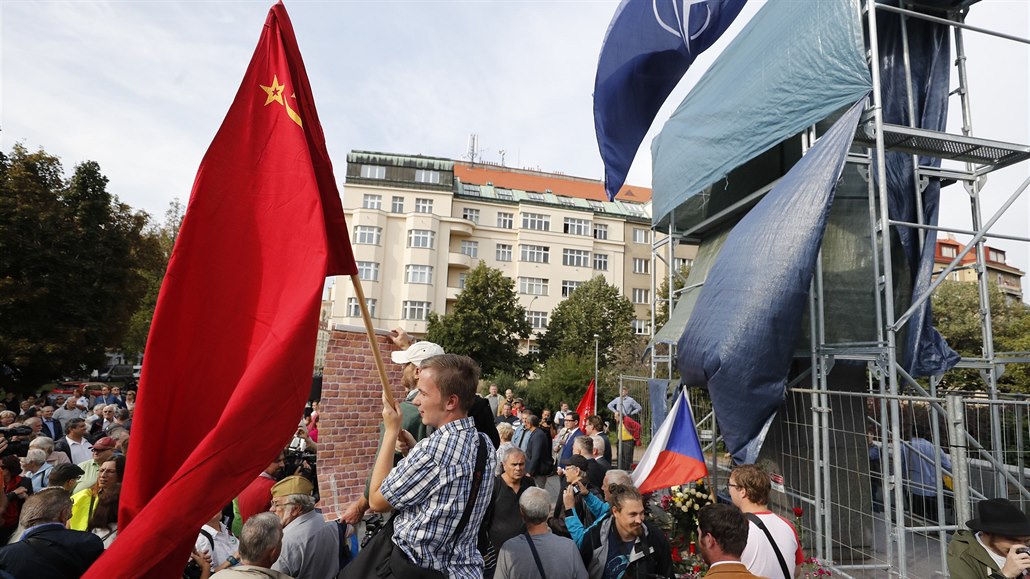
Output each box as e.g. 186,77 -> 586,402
740,511 -> 804,579
195,523 -> 239,569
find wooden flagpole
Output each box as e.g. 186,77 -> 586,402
350,274 -> 396,407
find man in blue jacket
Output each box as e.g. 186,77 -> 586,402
0,488 -> 104,578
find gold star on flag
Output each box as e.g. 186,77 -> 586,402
260,75 -> 285,106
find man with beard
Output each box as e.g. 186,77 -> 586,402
339,329 -> 445,525
237,451 -> 286,524
578,484 -> 672,579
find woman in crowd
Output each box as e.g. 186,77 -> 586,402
0,455 -> 33,543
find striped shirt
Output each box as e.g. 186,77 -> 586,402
381,416 -> 496,579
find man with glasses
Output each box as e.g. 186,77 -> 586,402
947,498 -> 1030,578
728,464 -> 803,579
73,436 -> 116,493
269,475 -> 339,579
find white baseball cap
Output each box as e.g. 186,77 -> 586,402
390,342 -> 445,368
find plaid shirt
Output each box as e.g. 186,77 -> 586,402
381,416 -> 496,579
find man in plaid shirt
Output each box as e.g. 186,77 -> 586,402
366,353 -> 496,579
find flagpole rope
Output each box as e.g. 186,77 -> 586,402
350,274 -> 396,407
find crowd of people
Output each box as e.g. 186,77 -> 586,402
1,332 -> 1029,579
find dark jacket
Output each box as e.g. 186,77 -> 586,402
0,522 -> 104,579
525,428 -> 553,477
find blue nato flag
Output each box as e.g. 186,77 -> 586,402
593,0 -> 747,201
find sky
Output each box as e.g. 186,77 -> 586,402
2,0 -> 1028,297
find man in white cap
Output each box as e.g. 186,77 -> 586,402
340,328 -> 444,524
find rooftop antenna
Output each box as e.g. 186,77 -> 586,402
465,133 -> 479,164
498,149 -> 506,166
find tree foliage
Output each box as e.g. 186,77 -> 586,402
0,144 -> 156,390
426,261 -> 532,378
654,264 -> 692,330
932,280 -> 1030,392
525,352 -> 594,413
121,198 -> 184,356
537,276 -> 635,368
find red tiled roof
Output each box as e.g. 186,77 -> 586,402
453,161 -> 651,203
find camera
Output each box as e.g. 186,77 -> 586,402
0,426 -> 32,439
571,485 -> 581,496
1017,547 -> 1030,556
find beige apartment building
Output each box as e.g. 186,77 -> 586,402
934,234 -> 1025,303
327,151 -> 696,351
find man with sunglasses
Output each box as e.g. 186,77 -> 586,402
948,498 -> 1030,578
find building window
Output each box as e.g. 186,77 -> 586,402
563,249 -> 590,268
391,196 -> 404,213
558,196 -> 576,206
520,244 -> 550,263
356,261 -> 379,282
633,228 -> 650,244
519,277 -> 548,296
941,246 -> 957,258
674,257 -> 694,270
497,212 -> 514,229
403,301 -> 431,321
527,311 -> 548,329
625,204 -> 647,217
347,297 -> 377,317
460,240 -> 479,258
496,189 -> 514,201
588,199 -> 606,212
405,265 -> 434,284
354,226 -> 381,245
561,280 -> 582,297
414,198 -> 433,213
593,253 -> 608,271
631,288 -> 650,303
458,273 -> 468,289
527,344 -> 540,355
989,249 -> 1005,263
415,169 -> 441,184
522,212 -> 550,231
362,194 -> 382,210
462,183 -> 481,196
360,165 -> 385,179
527,191 -> 545,201
631,319 -> 650,335
407,229 -> 435,249
564,217 -> 591,236
633,258 -> 650,274
593,223 -> 608,240
496,244 -> 513,262
462,208 -> 480,224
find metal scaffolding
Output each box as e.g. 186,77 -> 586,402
648,2 -> 1029,576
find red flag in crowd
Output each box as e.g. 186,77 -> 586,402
576,379 -> 596,430
84,3 -> 356,577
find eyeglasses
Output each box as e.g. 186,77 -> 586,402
92,448 -> 112,453
727,483 -> 742,489
269,501 -> 290,510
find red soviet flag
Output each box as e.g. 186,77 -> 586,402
84,3 -> 356,577
576,379 -> 596,430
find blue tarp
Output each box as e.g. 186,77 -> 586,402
648,378 -> 671,437
677,99 -> 867,464
877,6 -> 960,376
651,0 -> 871,228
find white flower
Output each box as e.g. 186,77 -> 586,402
681,505 -> 689,512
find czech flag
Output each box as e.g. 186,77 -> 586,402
631,388 -> 707,494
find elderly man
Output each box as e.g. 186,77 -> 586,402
21,448 -> 53,492
39,406 -> 62,440
213,512 -> 292,579
486,383 -> 501,416
30,436 -> 71,467
269,475 -> 339,579
698,504 -> 762,578
0,488 -> 104,576
73,436 -> 115,493
53,397 -> 85,431
729,464 -> 803,579
947,498 -> 1030,578
579,484 -> 672,579
489,445 -> 535,555
339,329 -> 445,525
496,487 -> 587,579
344,354 -> 496,579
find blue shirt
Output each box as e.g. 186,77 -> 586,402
903,437 -> 952,496
381,416 -> 496,579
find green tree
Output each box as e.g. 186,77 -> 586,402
537,276 -> 635,368
525,352 -> 594,413
426,262 -> 532,377
654,264 -> 692,329
0,144 -> 154,390
121,198 -> 184,356
932,280 -> 1030,392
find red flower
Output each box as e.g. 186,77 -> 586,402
689,542 -> 696,555
793,506 -> 804,518
671,549 -> 682,563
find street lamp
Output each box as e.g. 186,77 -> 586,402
593,334 -> 600,412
